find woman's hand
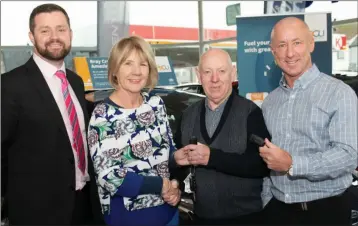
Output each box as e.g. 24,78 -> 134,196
162,179 -> 181,206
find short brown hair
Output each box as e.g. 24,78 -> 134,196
108,36 -> 158,90
29,3 -> 71,33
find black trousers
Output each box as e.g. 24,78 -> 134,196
190,210 -> 264,225
71,184 -> 93,225
263,188 -> 352,226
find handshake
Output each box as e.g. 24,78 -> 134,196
161,178 -> 181,206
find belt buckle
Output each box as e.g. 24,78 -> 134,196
300,202 -> 308,211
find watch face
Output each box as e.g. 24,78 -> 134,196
289,166 -> 293,176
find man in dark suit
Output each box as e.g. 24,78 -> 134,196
1,3 -> 103,225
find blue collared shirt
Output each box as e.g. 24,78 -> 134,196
261,64 -> 358,205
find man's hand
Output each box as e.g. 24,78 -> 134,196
162,179 -> 181,206
174,148 -> 190,166
186,142 -> 210,166
259,138 -> 292,172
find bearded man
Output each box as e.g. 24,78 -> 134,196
1,3 -> 103,225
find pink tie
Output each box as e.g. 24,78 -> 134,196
55,70 -> 86,174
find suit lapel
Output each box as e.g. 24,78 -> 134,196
25,57 -> 68,136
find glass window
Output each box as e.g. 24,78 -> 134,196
1,1 -> 97,47
1,50 -> 5,74
155,47 -> 200,85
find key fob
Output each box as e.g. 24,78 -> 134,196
189,136 -> 197,145
249,134 -> 265,147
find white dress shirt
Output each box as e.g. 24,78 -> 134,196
33,53 -> 90,190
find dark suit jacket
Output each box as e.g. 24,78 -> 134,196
1,57 -> 103,225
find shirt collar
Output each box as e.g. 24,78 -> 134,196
205,92 -> 230,112
33,53 -> 66,78
279,64 -> 320,90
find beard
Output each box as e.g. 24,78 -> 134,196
34,40 -> 71,61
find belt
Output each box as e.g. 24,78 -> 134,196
278,200 -> 310,211
280,189 -> 349,211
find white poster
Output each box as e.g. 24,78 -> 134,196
155,56 -> 172,73
304,13 -> 328,42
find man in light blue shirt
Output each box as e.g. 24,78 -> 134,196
259,17 -> 357,226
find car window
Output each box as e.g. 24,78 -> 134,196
182,86 -> 193,91
198,86 -> 204,95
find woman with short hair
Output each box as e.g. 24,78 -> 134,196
88,36 -> 180,226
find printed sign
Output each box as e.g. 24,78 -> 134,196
246,92 -> 268,108
236,12 -> 332,100
155,56 -> 178,86
155,56 -> 172,73
304,13 -> 328,42
73,57 -> 110,90
87,57 -> 111,89
333,34 -> 347,50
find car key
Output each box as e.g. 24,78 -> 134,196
189,136 -> 197,202
249,134 -> 265,147
189,136 -> 197,145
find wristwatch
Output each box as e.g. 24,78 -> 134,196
287,164 -> 293,176
286,154 -> 293,176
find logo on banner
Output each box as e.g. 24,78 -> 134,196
157,65 -> 171,71
304,14 -> 327,42
334,36 -> 347,50
155,56 -> 172,73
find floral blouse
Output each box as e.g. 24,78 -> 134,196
87,92 -> 176,215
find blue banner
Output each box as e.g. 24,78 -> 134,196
87,57 -> 111,90
155,56 -> 178,86
236,13 -> 332,100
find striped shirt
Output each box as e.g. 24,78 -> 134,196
261,64 -> 358,206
